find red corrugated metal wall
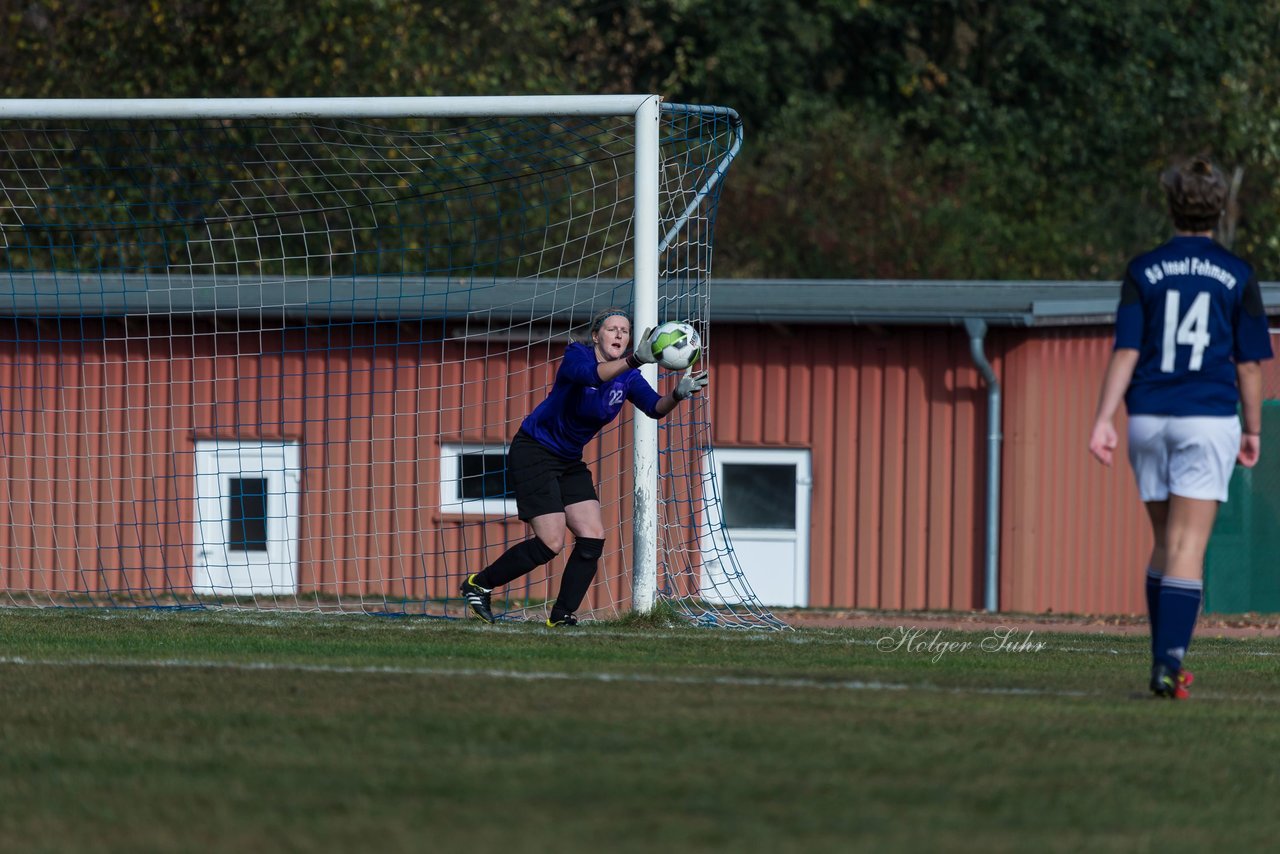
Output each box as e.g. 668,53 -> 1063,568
0,319 -> 639,609
710,323 -> 988,611
709,323 -> 1186,616
998,327 -> 1280,615
999,327 -> 1151,616
7,316 -> 1272,615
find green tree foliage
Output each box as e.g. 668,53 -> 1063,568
3,0 -> 1280,278
580,0 -> 1279,277
1,0 -> 588,98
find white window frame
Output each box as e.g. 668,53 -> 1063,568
439,443 -> 516,516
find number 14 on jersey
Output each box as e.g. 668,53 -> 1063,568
1162,290 -> 1210,372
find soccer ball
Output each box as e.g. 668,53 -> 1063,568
649,321 -> 701,370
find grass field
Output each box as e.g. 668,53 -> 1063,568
3,608 -> 1280,852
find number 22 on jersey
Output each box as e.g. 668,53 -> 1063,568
1161,290 -> 1210,372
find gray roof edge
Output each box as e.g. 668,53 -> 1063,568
2,272 -> 1279,326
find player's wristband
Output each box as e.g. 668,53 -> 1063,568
1244,431 -> 1262,438
625,353 -> 642,369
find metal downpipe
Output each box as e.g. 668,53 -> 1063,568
964,318 -> 1002,612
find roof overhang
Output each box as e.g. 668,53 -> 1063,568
3,274 -> 1279,327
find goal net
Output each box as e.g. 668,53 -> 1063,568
0,96 -> 783,628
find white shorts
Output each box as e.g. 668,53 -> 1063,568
1127,415 -> 1241,502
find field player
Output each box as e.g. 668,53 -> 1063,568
460,309 -> 708,626
1089,157 -> 1272,699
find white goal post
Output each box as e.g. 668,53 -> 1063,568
0,95 -> 780,627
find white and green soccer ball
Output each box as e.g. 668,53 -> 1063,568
649,320 -> 701,371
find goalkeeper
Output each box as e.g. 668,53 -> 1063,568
460,309 -> 708,626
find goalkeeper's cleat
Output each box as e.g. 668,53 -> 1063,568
545,611 -> 579,628
460,574 -> 495,623
1150,663 -> 1192,700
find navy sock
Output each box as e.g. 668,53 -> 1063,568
1154,576 -> 1203,673
1145,569 -> 1162,663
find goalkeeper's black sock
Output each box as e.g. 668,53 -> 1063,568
474,537 -> 559,589
552,537 -> 605,616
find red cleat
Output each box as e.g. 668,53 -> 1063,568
1174,669 -> 1194,700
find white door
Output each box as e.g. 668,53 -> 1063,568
193,440 -> 300,596
700,448 -> 811,608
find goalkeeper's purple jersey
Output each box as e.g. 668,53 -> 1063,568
520,342 -> 662,459
1114,235 -> 1273,417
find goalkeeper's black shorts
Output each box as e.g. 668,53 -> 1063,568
508,430 -> 598,521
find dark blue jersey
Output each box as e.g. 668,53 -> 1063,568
520,342 -> 663,459
1115,235 -> 1272,416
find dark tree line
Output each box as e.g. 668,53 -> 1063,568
4,0 -> 1279,279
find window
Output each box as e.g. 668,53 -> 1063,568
440,444 -> 516,516
721,463 -> 797,530
227,477 -> 270,552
